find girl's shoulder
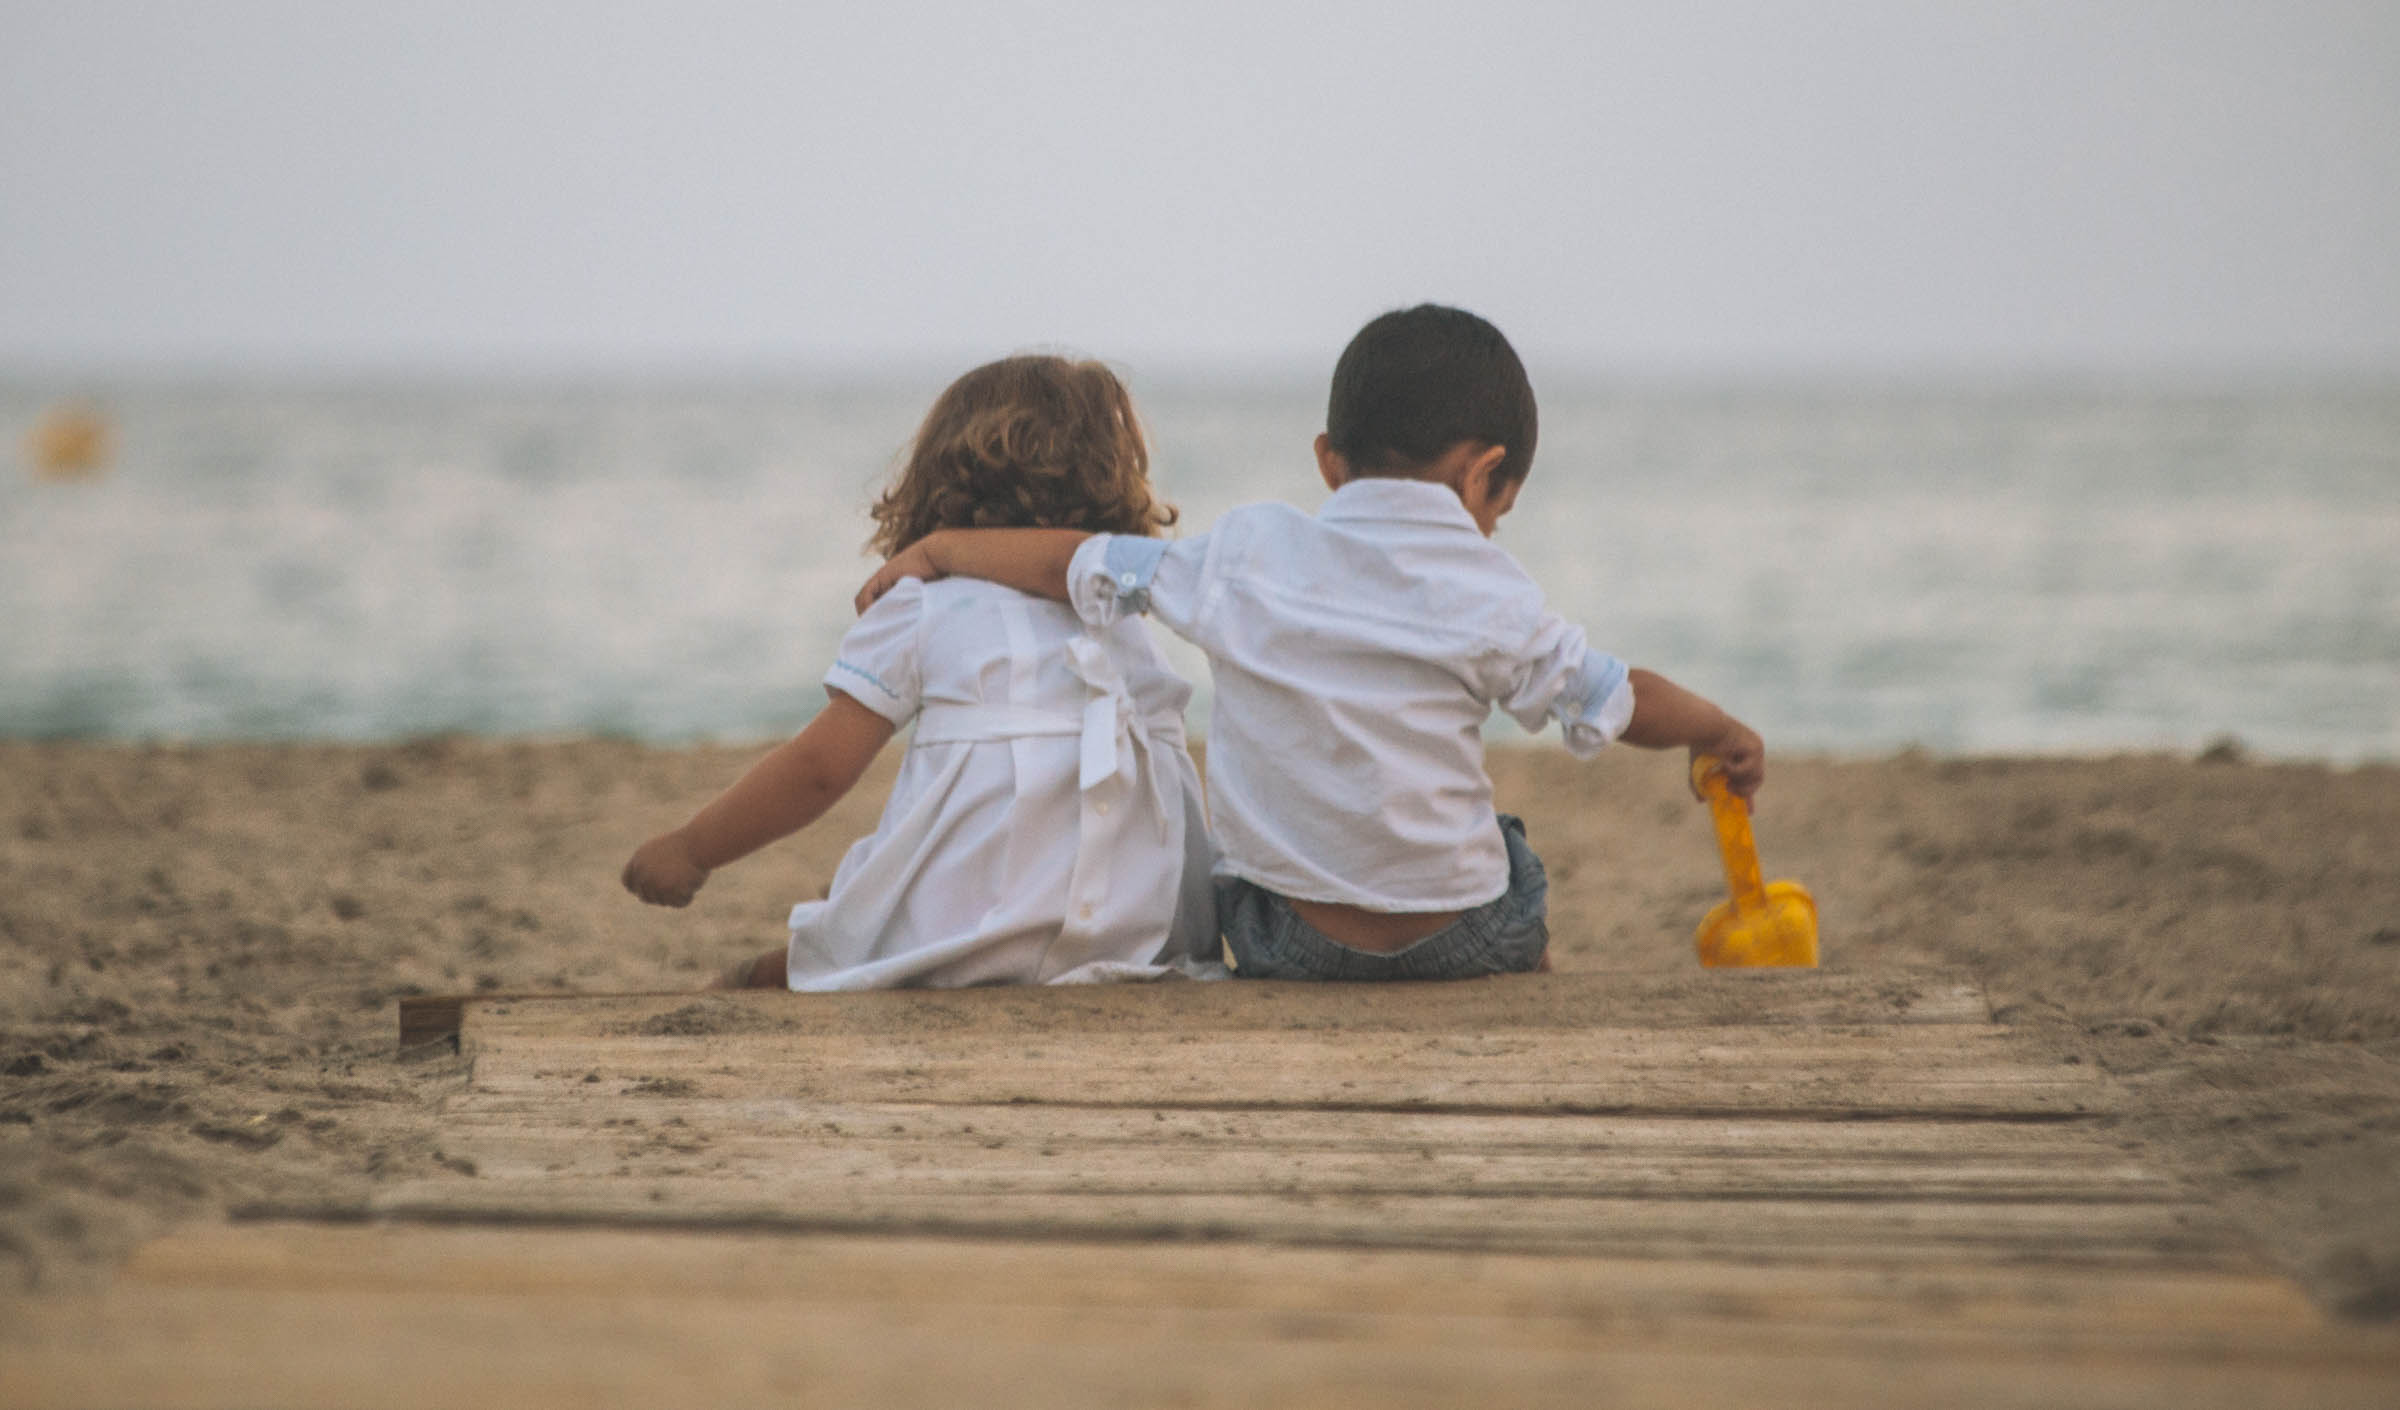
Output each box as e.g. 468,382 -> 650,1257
911,576 -> 1086,654
916,574 -> 1077,620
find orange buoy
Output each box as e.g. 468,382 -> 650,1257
26,404 -> 113,481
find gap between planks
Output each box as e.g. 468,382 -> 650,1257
353,1185 -> 2248,1271
399,969 -> 1993,1051
458,1025 -> 2114,1119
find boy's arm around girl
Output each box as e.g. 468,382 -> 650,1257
857,525 -> 1767,805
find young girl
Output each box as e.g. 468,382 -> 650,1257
621,355 -> 1217,989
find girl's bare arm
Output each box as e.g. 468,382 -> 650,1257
621,693 -> 897,907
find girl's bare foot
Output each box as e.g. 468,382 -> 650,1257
706,947 -> 787,990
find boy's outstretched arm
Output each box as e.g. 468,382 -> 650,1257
1618,668 -> 1766,802
621,693 -> 896,907
855,528 -> 1091,613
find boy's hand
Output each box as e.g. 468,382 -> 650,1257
855,533 -> 947,614
1692,720 -> 1766,805
623,830 -> 710,908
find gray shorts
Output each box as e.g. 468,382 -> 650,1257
1215,815 -> 1550,981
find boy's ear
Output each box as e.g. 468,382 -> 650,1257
1456,444 -> 1519,535
1314,434 -> 1348,492
1458,443 -> 1509,500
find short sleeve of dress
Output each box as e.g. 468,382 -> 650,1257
822,577 -> 924,725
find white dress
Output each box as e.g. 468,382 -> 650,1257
784,575 -> 1217,989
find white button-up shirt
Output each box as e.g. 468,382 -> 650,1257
1069,477 -> 1634,913
791,576 -> 1216,989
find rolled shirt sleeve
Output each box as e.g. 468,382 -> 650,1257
1068,533 -> 1202,631
823,577 -> 923,725
1496,615 -> 1636,759
1552,648 -> 1635,757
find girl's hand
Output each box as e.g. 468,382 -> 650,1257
622,830 -> 710,908
855,535 -> 946,614
1691,720 -> 1766,805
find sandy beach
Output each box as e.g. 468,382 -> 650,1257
2,738 -> 2395,1318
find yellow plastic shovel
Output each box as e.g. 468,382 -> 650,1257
1691,757 -> 1818,968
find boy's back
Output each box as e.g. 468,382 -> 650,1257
1070,476 -> 1630,913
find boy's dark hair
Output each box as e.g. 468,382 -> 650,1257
1326,304 -> 1538,485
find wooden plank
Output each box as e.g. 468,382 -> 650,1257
31,1285 -> 2400,1410
433,1099 -> 2171,1196
438,1095 -> 2151,1160
8,1226 -> 2395,1410
397,969 -> 2187,1264
439,1120 -> 2180,1203
459,1024 -> 2111,1118
400,969 -> 1991,1050
37,969 -> 2379,1408
118,1224 -> 2333,1338
363,1183 -> 2248,1269
467,1020 -> 2039,1066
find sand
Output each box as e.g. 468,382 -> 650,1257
2,738 -> 2396,1317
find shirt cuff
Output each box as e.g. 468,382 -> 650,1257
1556,651 -> 1635,758
1068,534 -> 1168,626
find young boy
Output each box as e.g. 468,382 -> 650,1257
857,305 -> 1765,979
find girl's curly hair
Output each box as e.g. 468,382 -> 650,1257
869,355 -> 1176,558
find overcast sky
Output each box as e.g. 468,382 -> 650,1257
4,2 -> 2396,378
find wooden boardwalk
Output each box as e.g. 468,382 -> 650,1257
7,971 -> 2396,1407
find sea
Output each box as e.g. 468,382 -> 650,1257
3,377 -> 2395,762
